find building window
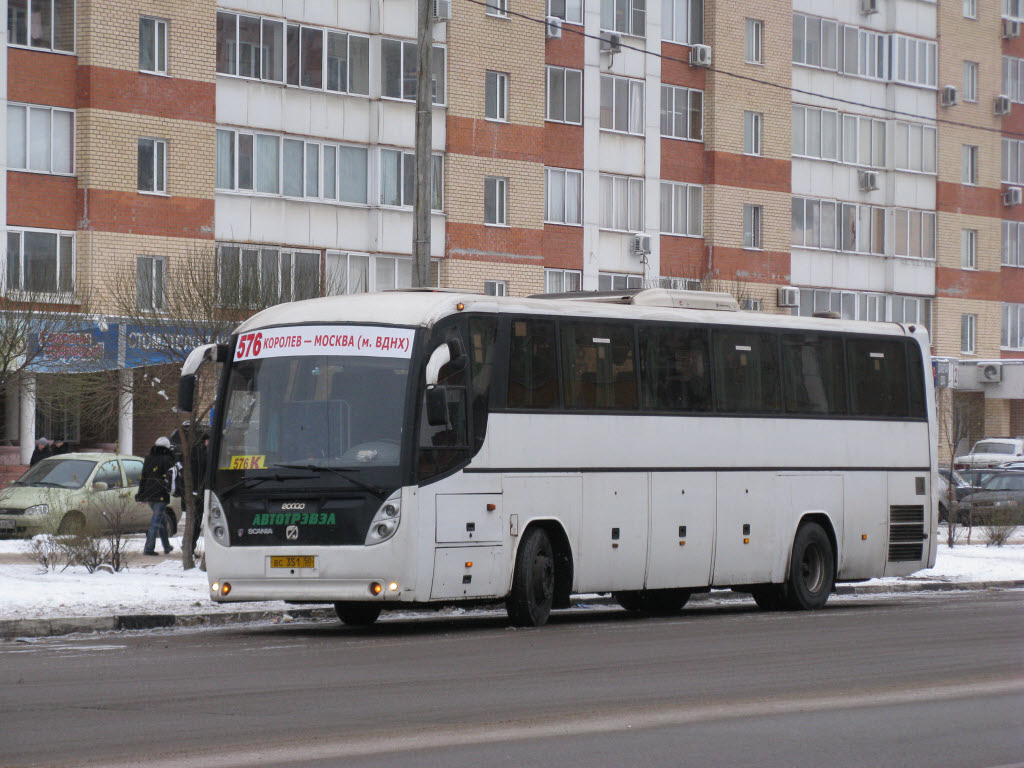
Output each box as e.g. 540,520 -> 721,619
893,210 -> 936,259
545,268 -> 582,293
325,31 -> 371,94
601,0 -> 646,37
381,39 -> 446,104
792,13 -> 839,71
548,0 -> 583,23
7,0 -> 74,52
1004,56 -> 1024,103
1007,0 -> 1024,20
660,85 -> 703,141
891,35 -> 936,87
660,182 -> 702,237
6,103 -> 74,175
743,205 -> 762,249
1002,304 -> 1024,349
1002,138 -> 1024,183
599,174 -> 644,231
138,138 -> 167,194
962,145 -> 978,185
740,297 -> 762,311
744,111 -> 763,156
486,0 -> 508,17
139,17 -> 168,74
964,0 -> 977,18
484,176 -> 508,226
218,244 -> 320,306
963,61 -> 978,102
136,256 -> 166,311
961,314 -> 977,354
599,272 -> 643,290
380,150 -> 443,210
894,122 -> 937,173
484,280 -> 507,296
5,229 -> 74,296
1002,221 -> 1024,266
792,198 -> 884,255
745,19 -> 762,64
546,66 -> 583,124
600,74 -> 644,135
545,168 -> 583,225
326,252 -> 413,294
486,71 -> 509,122
662,0 -> 703,45
962,230 -> 978,269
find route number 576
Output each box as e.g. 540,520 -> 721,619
235,332 -> 263,360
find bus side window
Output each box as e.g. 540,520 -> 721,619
640,327 -> 711,412
847,338 -> 908,417
712,331 -> 782,413
781,333 -> 847,415
508,319 -> 558,409
560,322 -> 638,410
418,324 -> 471,480
469,317 -> 498,449
906,341 -> 926,418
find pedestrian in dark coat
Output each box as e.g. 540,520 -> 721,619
136,436 -> 176,555
51,439 -> 72,455
188,434 -> 210,559
29,438 -> 51,466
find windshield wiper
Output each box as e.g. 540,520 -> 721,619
274,463 -> 388,501
218,472 -> 314,500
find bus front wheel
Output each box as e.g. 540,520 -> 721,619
334,602 -> 382,626
782,522 -> 834,610
506,527 -> 555,627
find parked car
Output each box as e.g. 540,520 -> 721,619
957,467 -> 1001,489
0,452 -> 182,538
953,437 -> 1024,471
937,468 -> 980,522
955,470 -> 1024,524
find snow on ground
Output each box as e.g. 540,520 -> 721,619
0,532 -> 1022,623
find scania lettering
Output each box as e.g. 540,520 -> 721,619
180,289 -> 937,627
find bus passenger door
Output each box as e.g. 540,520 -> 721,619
646,473 -> 715,590
577,473 -> 648,592
712,473 -> 777,586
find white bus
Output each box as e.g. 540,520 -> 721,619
179,288 -> 937,627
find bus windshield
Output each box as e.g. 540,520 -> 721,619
215,325 -> 416,474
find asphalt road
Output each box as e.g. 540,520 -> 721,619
1,591 -> 1021,768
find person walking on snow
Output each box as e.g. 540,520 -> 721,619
137,436 -> 176,556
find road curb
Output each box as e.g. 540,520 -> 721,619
2,580 -> 1022,641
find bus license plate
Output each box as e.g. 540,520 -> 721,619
270,556 -> 315,569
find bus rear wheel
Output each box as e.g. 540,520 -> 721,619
334,603 -> 382,626
614,589 -> 690,615
782,522 -> 834,610
506,527 -> 555,627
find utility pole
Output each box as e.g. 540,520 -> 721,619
412,0 -> 434,287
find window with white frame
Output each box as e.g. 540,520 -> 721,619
740,297 -> 762,311
797,288 -> 896,324
791,197 -> 885,255
1003,56 -> 1024,103
484,280 -> 508,296
745,19 -> 762,64
545,168 -> 583,225
660,276 -> 701,290
217,244 -> 320,306
326,252 -> 413,294
7,0 -> 74,52
962,145 -> 978,185
792,107 -> 886,168
139,17 -> 168,74
1002,221 -> 1024,266
891,296 -> 931,329
662,0 -> 703,45
1002,303 -> 1024,349
660,85 -> 703,141
894,122 -> 937,173
791,105 -> 839,162
599,174 -> 644,231
485,176 -> 508,226
744,111 -> 763,156
546,66 -> 583,124
1002,138 -> 1024,183
964,0 -> 977,18
599,272 -> 643,290
486,71 -> 509,121
545,268 -> 582,293
963,61 -> 978,102
136,256 -> 166,311
486,0 -> 508,17
962,229 -> 978,269
6,104 -> 74,174
1006,0 -> 1024,20
601,74 -> 644,135
380,150 -> 443,210
893,209 -> 936,259
792,13 -> 839,71
891,35 -> 936,87
548,0 -> 583,23
138,138 -> 166,193
380,39 -> 446,104
5,228 -> 74,295
743,205 -> 762,249
961,314 -> 976,354
660,182 -> 702,236
601,0 -> 646,37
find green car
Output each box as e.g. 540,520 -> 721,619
0,452 -> 183,538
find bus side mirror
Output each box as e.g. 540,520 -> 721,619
426,386 -> 450,427
425,344 -> 452,387
178,375 -> 196,413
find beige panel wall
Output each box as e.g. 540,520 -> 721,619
442,259 -> 544,297
446,154 -> 543,228
931,297 -> 1002,359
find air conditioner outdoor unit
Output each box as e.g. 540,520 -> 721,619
632,232 -> 652,256
981,363 -> 1003,383
690,44 -> 712,67
1004,19 -> 1021,38
940,85 -> 959,107
860,0 -> 878,14
995,95 -> 1012,116
858,169 -> 879,191
545,15 -> 563,39
777,286 -> 800,308
1004,186 -> 1023,206
433,0 -> 451,20
600,32 -> 621,53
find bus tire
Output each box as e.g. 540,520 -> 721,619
334,603 -> 382,626
614,589 -> 690,615
506,527 -> 555,627
751,585 -> 785,611
782,522 -> 834,611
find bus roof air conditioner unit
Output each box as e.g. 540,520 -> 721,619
690,44 -> 712,67
433,0 -> 452,20
777,287 -> 800,307
858,169 -> 879,191
1004,19 -> 1021,38
632,232 -> 652,256
995,95 -> 1012,116
600,32 -> 621,53
981,363 -> 1003,383
940,85 -> 959,107
545,16 -> 563,38
1004,186 -> 1023,206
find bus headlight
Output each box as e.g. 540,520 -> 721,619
209,493 -> 230,546
365,492 -> 401,545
